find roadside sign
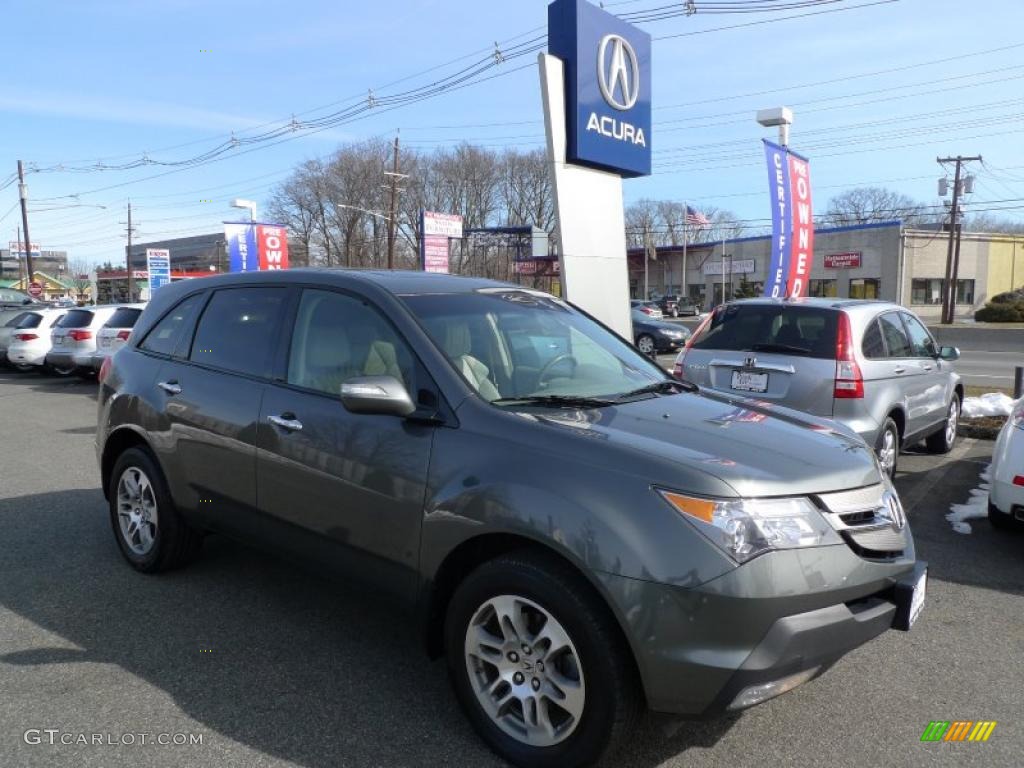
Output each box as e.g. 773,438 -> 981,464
420,210 -> 463,274
28,281 -> 42,298
146,248 -> 171,293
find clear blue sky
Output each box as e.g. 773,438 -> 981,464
1,0 -> 1022,265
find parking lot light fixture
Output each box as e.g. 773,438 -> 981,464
230,198 -> 257,222
756,106 -> 794,147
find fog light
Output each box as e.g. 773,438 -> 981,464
728,666 -> 820,711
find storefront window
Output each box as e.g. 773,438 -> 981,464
956,279 -> 975,304
911,278 -> 943,304
849,278 -> 880,300
809,279 -> 838,297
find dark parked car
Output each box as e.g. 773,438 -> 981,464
656,294 -> 699,318
632,308 -> 690,355
98,270 -> 925,768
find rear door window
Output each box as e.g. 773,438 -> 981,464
189,288 -> 289,378
862,319 -> 886,359
689,304 -> 838,359
877,313 -> 913,358
57,309 -> 94,328
140,294 -> 205,357
105,307 -> 143,329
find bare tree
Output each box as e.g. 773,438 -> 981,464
65,258 -> 92,299
823,187 -> 938,228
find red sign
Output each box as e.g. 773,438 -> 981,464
28,281 -> 43,298
824,251 -> 862,269
255,225 -> 289,270
786,154 -> 814,298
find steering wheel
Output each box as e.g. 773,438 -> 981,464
538,354 -> 578,385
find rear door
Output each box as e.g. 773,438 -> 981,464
151,286 -> 289,532
683,304 -> 839,416
900,311 -> 949,430
255,287 -> 435,599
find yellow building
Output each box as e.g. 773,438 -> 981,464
8,271 -> 91,303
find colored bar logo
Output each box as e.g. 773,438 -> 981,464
921,721 -> 997,742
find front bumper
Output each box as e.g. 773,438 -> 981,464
655,335 -> 687,353
596,545 -> 921,716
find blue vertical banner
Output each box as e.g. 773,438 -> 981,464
763,139 -> 792,298
224,222 -> 258,273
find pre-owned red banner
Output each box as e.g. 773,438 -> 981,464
786,153 -> 813,298
256,225 -> 289,270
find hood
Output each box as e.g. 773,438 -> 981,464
526,389 -> 879,497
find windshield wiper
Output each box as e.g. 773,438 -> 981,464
749,343 -> 811,355
491,394 -> 616,408
614,379 -> 697,401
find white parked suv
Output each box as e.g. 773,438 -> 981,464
989,400 -> 1024,530
45,305 -> 121,376
89,304 -> 147,372
6,308 -> 67,371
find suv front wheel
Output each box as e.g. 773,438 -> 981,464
876,417 -> 900,477
926,397 -> 959,454
444,552 -> 640,768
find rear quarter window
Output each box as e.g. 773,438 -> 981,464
690,304 -> 838,359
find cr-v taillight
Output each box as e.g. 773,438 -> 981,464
673,307 -> 717,380
834,311 -> 864,399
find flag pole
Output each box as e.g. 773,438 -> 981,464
682,201 -> 688,300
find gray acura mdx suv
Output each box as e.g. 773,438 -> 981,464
97,270 -> 925,768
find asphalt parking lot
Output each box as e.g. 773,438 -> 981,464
1,370 -> 1022,768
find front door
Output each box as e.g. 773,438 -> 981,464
900,311 -> 950,431
255,288 -> 435,601
875,311 -> 931,437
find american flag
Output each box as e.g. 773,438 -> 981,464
686,205 -> 709,227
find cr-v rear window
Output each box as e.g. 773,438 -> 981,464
689,304 -> 839,359
104,307 -> 143,328
57,309 -> 95,328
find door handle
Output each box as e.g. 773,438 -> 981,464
893,367 -> 906,375
920,364 -> 933,371
268,414 -> 303,432
157,381 -> 182,395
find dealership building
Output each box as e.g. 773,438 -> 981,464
628,220 -> 1024,322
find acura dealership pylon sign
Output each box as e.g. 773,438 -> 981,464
548,0 -> 652,177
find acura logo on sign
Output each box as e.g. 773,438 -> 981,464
597,34 -> 639,110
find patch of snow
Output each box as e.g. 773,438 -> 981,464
961,392 -> 1017,419
945,464 -> 992,534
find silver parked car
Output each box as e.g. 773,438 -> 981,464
674,298 -> 962,476
90,303 -> 147,371
46,305 -> 121,376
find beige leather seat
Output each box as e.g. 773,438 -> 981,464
443,323 -> 500,401
363,340 -> 405,384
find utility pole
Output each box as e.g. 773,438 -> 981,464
124,200 -> 137,302
16,226 -> 24,284
384,135 -> 408,270
937,155 -> 981,324
17,161 -> 35,281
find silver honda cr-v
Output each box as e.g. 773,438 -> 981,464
674,297 -> 963,476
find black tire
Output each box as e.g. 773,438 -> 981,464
49,363 -> 77,377
988,502 -> 1020,531
12,363 -> 34,373
444,552 -> 641,768
875,417 -> 900,478
108,447 -> 202,573
635,334 -> 656,357
925,397 -> 959,454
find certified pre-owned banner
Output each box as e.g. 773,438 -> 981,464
225,223 -> 290,272
762,140 -> 814,298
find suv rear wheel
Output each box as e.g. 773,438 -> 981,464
109,447 -> 202,572
925,397 -> 959,454
444,552 -> 640,768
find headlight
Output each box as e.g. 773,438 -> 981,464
658,491 -> 841,563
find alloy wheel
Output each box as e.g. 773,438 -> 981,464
116,467 -> 159,556
637,336 -> 655,355
464,594 -> 586,748
946,400 -> 959,445
878,428 -> 897,476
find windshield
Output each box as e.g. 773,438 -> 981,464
689,304 -> 838,359
402,290 -> 667,403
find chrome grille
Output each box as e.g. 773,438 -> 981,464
815,484 -> 906,556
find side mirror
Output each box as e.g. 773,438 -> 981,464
939,346 -> 960,361
340,375 -> 416,417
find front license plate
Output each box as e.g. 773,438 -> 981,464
909,569 -> 927,627
731,370 -> 768,393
